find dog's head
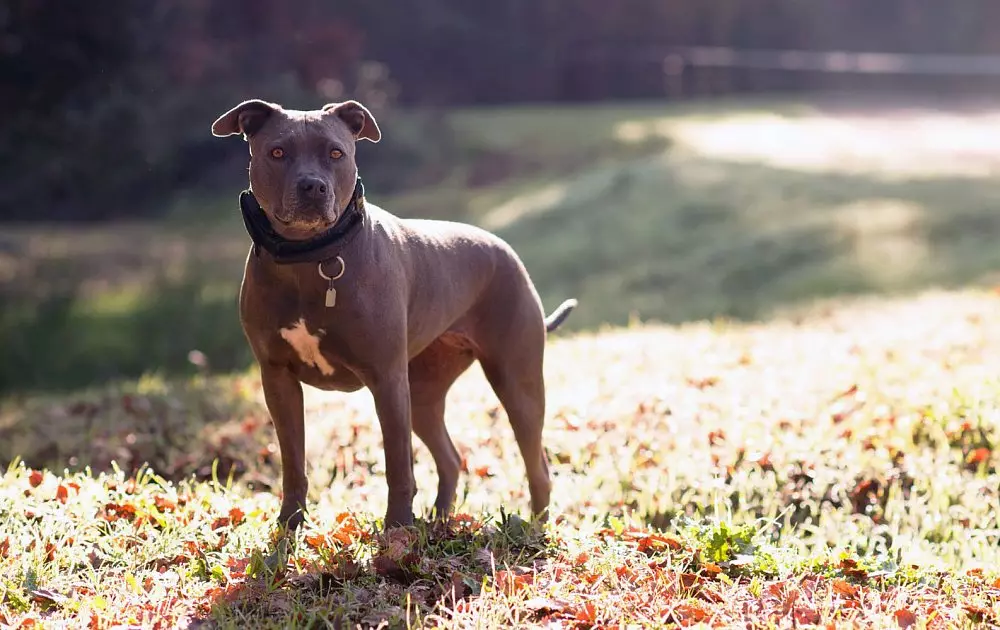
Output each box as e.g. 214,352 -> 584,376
212,99 -> 380,239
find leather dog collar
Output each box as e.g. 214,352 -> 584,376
240,177 -> 366,264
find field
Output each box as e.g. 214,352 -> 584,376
3,94 -> 1000,627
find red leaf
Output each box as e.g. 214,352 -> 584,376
101,502 -> 137,522
671,602 -> 709,625
28,470 -> 43,488
55,485 -> 69,504
966,448 -> 991,465
153,495 -> 178,512
229,508 -> 245,526
0,537 -> 9,558
894,609 -> 917,628
574,601 -> 598,623
304,534 -> 328,551
831,579 -> 858,598
794,606 -> 820,625
494,570 -> 532,596
471,465 -> 490,478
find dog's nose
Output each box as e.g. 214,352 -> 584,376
296,176 -> 328,200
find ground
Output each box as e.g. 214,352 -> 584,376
3,289 -> 1000,628
3,94 -> 1000,627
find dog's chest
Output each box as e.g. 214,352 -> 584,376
266,316 -> 363,391
278,318 -> 336,375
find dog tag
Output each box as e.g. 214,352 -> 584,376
317,257 -> 345,309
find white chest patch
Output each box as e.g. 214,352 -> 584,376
279,318 -> 336,376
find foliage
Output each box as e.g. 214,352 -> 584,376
6,0 -> 1000,222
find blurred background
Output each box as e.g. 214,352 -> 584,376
5,0 -> 1000,395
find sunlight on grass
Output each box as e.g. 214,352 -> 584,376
658,109 -> 1000,179
4,289 -> 1000,626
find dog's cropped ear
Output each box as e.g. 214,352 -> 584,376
323,100 -> 381,143
211,99 -> 281,139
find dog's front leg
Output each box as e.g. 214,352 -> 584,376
370,369 -> 416,528
260,364 -> 308,531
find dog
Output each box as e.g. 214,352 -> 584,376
211,98 -> 576,531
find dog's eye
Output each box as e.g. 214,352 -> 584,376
330,149 -> 343,160
270,147 -> 284,159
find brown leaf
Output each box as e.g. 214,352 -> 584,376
493,570 -> 533,596
101,502 -> 137,522
894,609 -> 917,628
831,579 -> 858,598
670,601 -> 709,625
793,606 -> 820,625
525,597 -> 567,618
702,562 -> 723,577
153,495 -> 178,512
28,470 -> 43,488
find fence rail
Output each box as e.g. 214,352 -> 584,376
668,47 -> 1000,77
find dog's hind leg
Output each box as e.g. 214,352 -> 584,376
478,313 -> 552,521
408,339 -> 475,519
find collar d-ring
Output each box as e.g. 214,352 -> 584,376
317,256 -> 346,281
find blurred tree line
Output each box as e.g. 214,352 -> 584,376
4,0 -> 1000,222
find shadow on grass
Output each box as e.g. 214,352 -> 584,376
0,275 -> 252,395
190,515 -> 550,629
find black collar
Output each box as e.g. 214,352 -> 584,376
239,177 -> 366,264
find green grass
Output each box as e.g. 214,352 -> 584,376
4,289 -> 1000,627
7,93 -> 1000,394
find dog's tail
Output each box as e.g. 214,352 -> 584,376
544,298 -> 578,333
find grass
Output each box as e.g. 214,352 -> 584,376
9,93 -> 1000,393
4,288 -> 1000,627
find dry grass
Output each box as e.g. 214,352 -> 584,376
3,288 -> 1000,627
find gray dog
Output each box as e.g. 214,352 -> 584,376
211,98 -> 576,531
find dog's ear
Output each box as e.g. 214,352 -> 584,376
323,100 -> 381,143
212,99 -> 281,139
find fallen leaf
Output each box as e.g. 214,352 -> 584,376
670,601 -> 709,625
525,597 -> 567,618
229,507 -> 245,526
153,495 -> 178,512
493,570 -> 532,596
794,606 -> 820,625
702,562 -> 723,577
966,447 -> 991,465
831,579 -> 858,598
573,601 -> 598,623
894,609 -> 917,628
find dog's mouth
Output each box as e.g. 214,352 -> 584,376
269,201 -> 339,239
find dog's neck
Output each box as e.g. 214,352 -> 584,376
240,177 -> 367,264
